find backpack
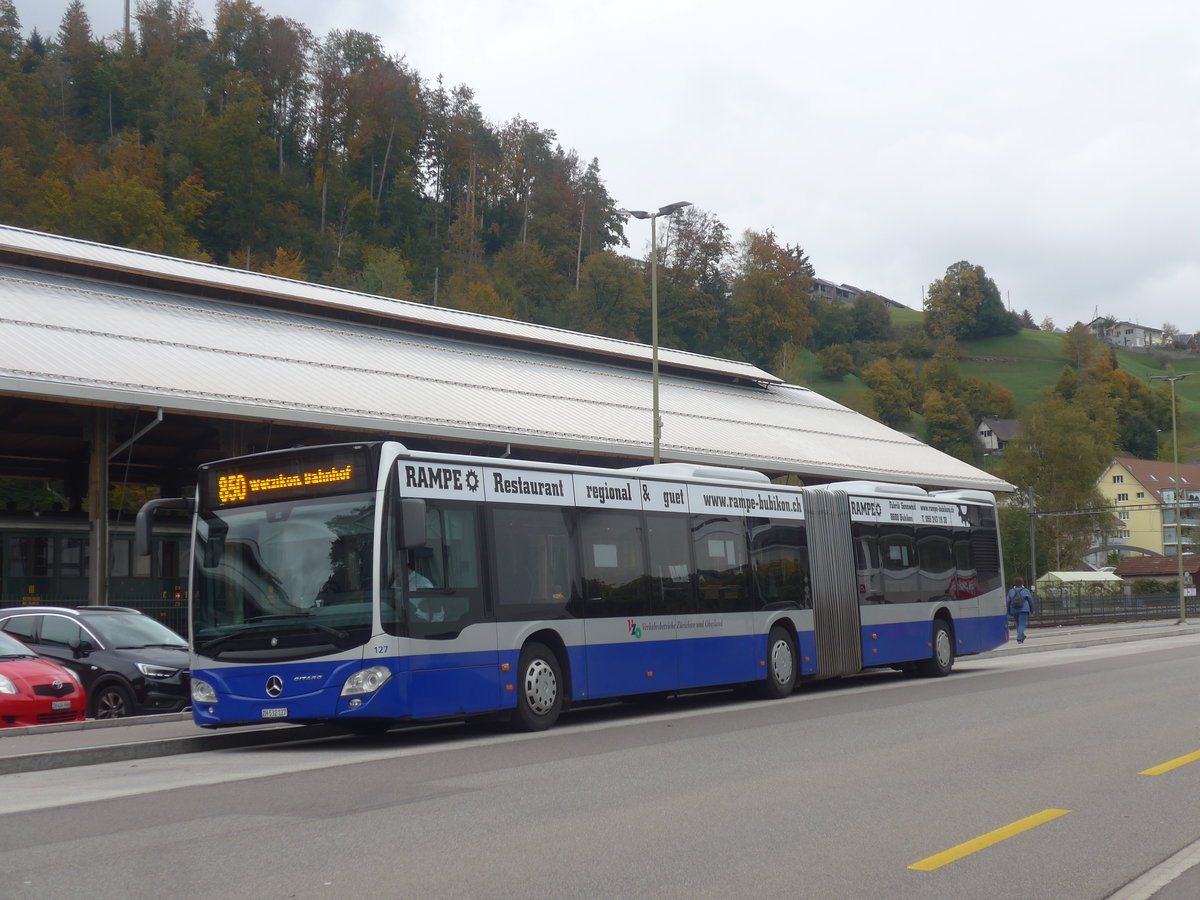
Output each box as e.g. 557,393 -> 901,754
1008,589 -> 1027,614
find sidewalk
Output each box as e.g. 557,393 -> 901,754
0,712 -> 338,776
986,617 -> 1200,656
3,619 -> 1199,775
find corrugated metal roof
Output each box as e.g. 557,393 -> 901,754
0,224 -> 778,385
0,262 -> 1013,492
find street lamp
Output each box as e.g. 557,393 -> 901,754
618,201 -> 692,463
1151,372 -> 1194,623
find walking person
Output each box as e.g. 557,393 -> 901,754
1007,577 -> 1035,643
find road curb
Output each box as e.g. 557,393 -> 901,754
980,623 -> 1200,657
0,723 -> 343,776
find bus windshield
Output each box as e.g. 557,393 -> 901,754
192,493 -> 375,657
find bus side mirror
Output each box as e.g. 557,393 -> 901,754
136,497 -> 195,556
400,498 -> 427,549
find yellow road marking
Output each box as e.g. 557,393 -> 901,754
1142,749 -> 1200,776
909,809 -> 1070,871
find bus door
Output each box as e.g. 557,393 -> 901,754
579,508 -> 679,697
402,503 -> 499,719
802,489 -> 863,678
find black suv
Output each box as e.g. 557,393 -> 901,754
0,606 -> 189,719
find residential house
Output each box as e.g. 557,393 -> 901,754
1093,456 -> 1200,561
1113,554 -> 1200,589
976,416 -> 1020,453
808,278 -> 907,309
1088,318 -> 1166,349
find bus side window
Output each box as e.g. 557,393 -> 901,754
691,515 -> 751,613
748,518 -> 810,610
645,513 -> 694,614
917,527 -> 955,601
489,506 -> 578,619
579,509 -> 647,617
879,527 -> 919,604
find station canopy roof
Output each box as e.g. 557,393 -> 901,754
0,225 -> 1012,493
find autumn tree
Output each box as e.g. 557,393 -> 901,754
815,344 -> 855,378
561,250 -> 646,341
852,293 -> 893,343
922,388 -> 975,461
355,246 -> 412,300
490,241 -> 561,322
187,72 -> 278,263
0,1 -> 50,225
52,1 -> 106,143
860,359 -> 914,430
653,205 -> 731,357
1061,322 -> 1101,368
924,260 -> 1019,340
727,229 -> 814,370
998,392 -> 1116,571
807,298 -> 855,349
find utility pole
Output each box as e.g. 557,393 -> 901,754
1028,488 -> 1037,588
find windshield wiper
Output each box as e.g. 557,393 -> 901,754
196,618 -> 349,654
119,643 -> 187,650
245,613 -> 347,642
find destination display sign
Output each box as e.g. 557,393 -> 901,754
847,495 -> 970,527
397,460 -> 804,519
201,446 -> 375,509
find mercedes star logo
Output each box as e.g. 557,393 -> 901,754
266,675 -> 284,698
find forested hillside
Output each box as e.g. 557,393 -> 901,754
5,0 -> 1199,550
0,0 -> 834,368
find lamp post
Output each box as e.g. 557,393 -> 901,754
618,201 -> 692,463
1151,373 -> 1194,623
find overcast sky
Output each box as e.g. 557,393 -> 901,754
15,0 -> 1200,330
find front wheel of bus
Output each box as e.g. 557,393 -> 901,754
757,627 -> 798,699
513,642 -> 563,732
918,619 -> 954,677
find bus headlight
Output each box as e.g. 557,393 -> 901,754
341,666 -> 391,697
191,678 -> 218,704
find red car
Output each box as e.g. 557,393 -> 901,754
0,630 -> 87,727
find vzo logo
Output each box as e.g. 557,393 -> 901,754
627,619 -> 642,639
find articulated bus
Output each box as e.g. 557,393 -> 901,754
136,441 -> 1008,732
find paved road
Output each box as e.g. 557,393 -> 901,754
7,619 -> 1200,900
3,618 -> 1197,775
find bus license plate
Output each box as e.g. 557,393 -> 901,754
51,700 -> 71,710
261,707 -> 289,719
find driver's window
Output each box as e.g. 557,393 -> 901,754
405,503 -> 483,637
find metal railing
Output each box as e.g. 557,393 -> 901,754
1028,592 -> 1198,628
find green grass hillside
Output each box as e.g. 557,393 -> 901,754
787,313 -> 1200,463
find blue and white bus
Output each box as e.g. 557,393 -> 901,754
136,441 -> 1008,732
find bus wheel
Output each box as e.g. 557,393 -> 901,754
918,619 -> 955,677
757,627 -> 798,699
513,641 -> 563,731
